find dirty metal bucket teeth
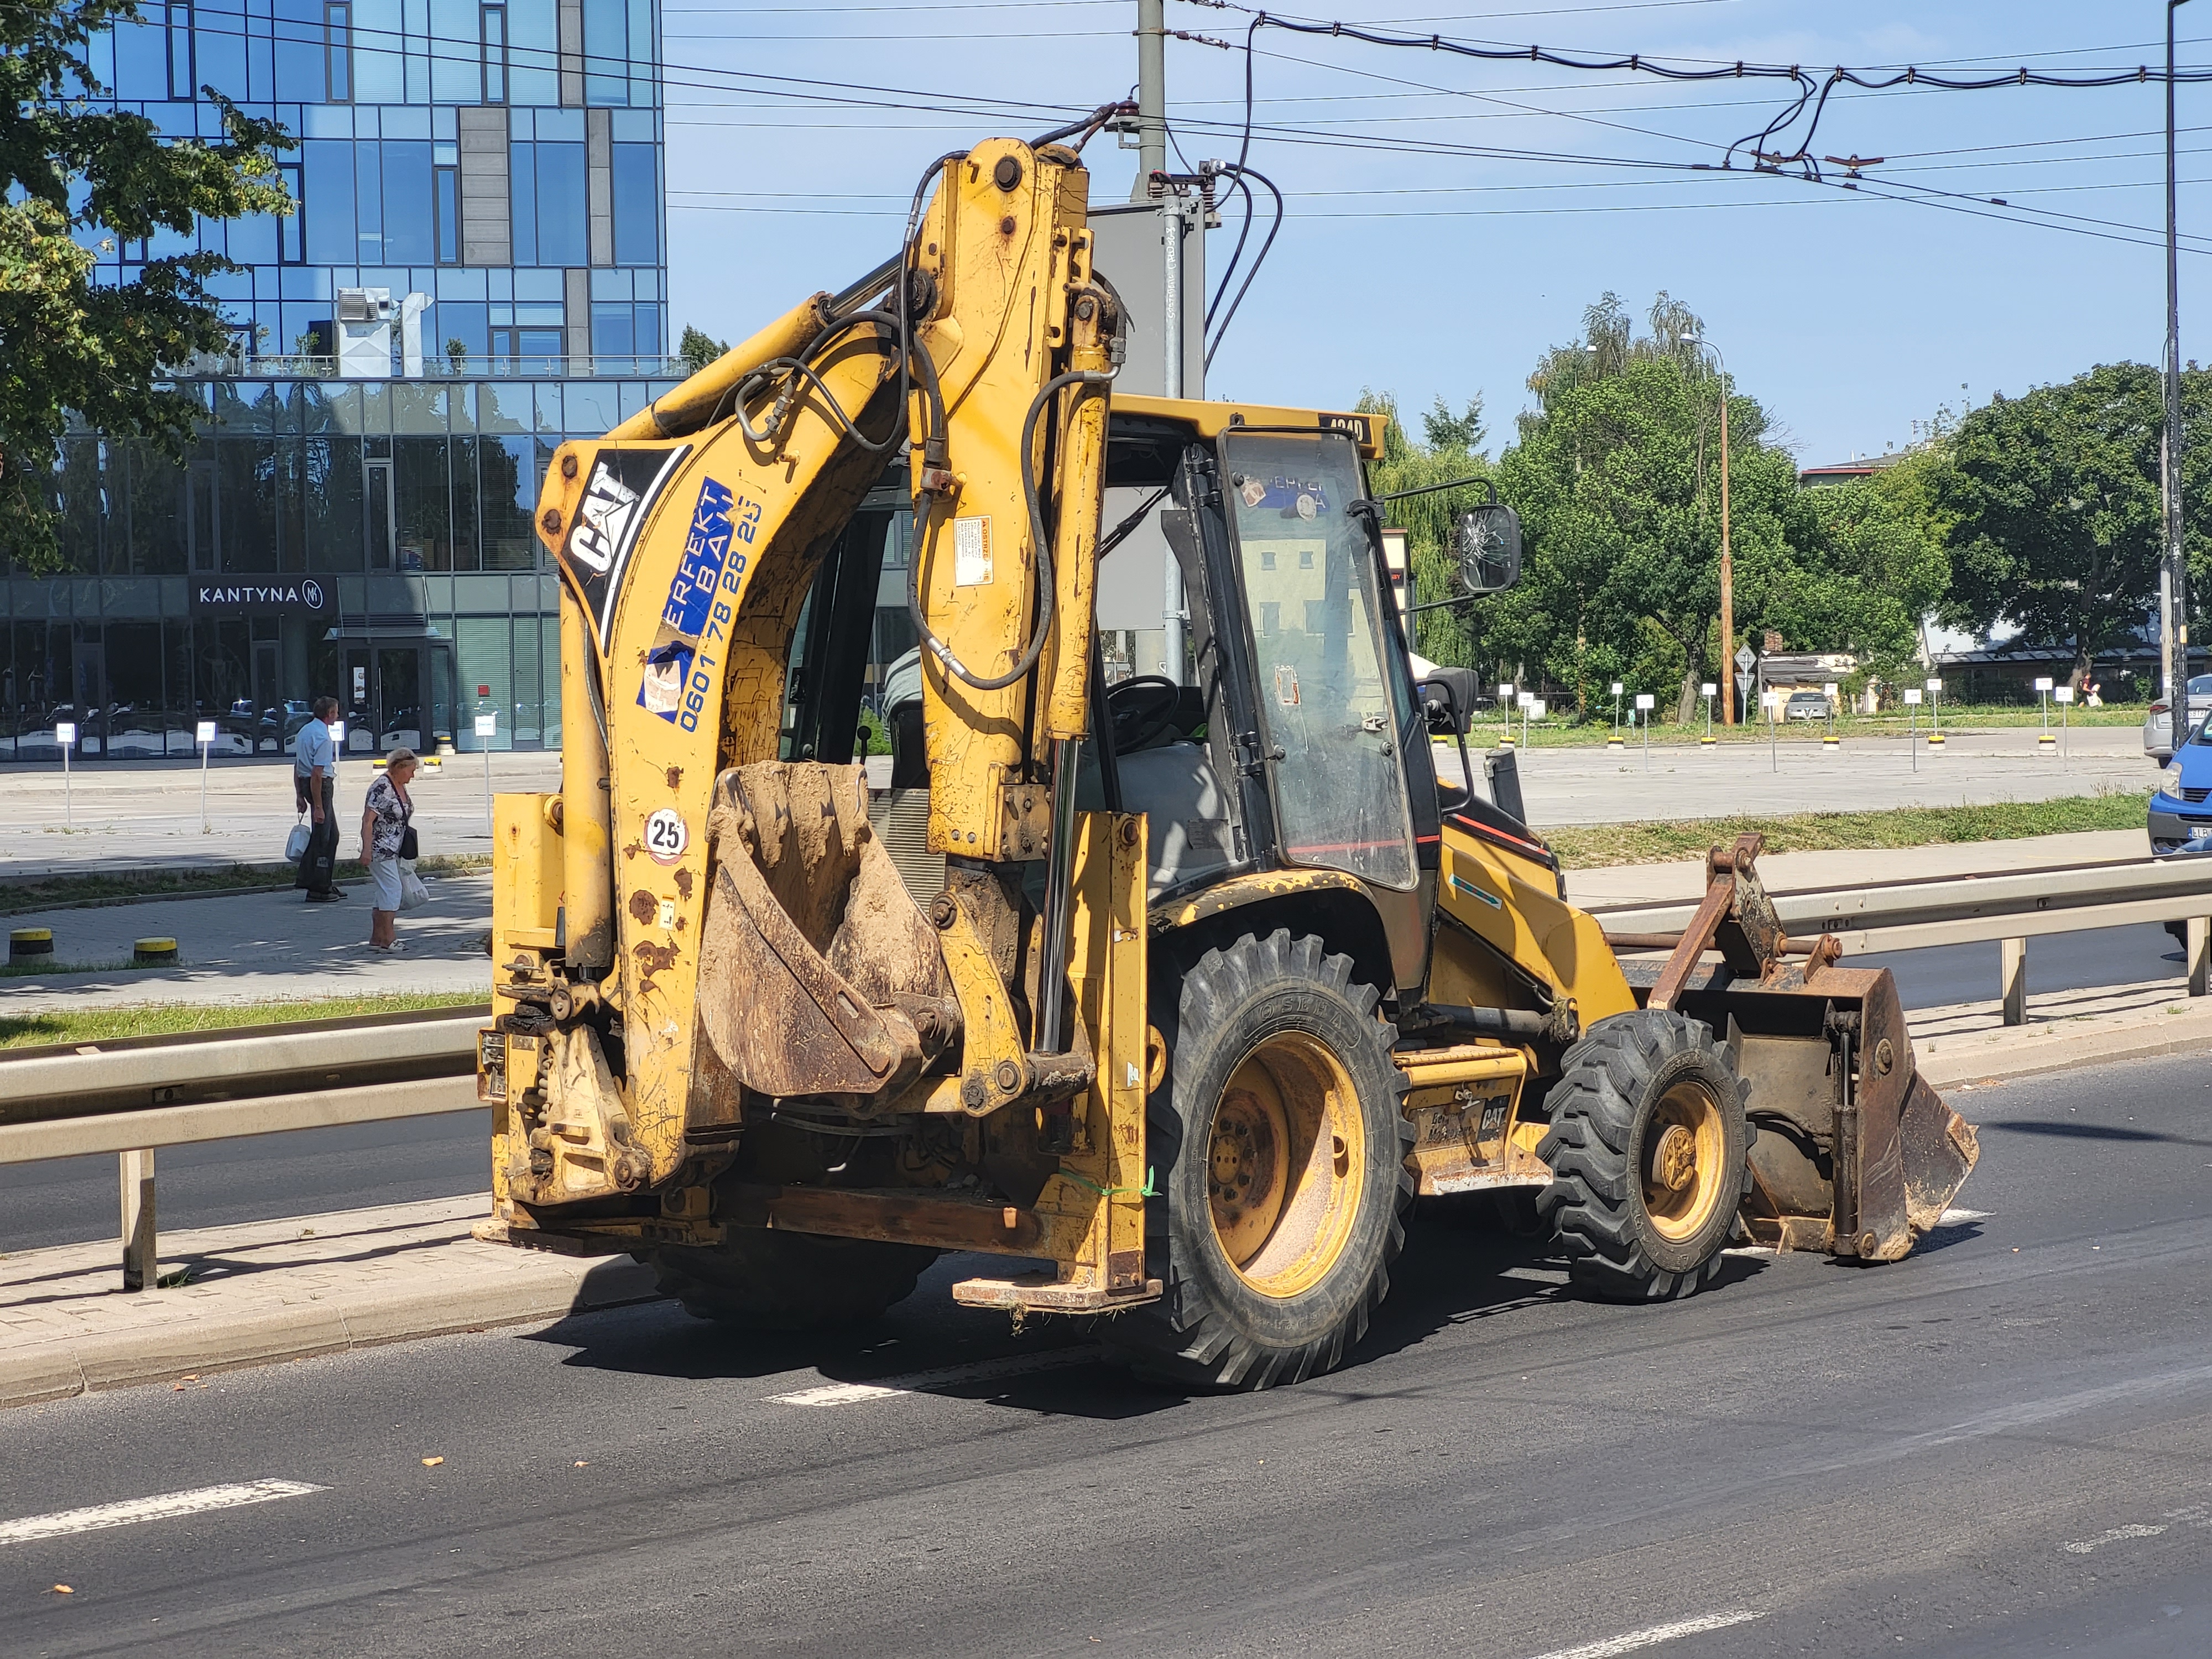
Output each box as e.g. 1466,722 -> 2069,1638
1644,834 -> 1980,1261
692,763 -> 958,1109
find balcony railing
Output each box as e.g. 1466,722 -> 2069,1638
180,352 -> 696,382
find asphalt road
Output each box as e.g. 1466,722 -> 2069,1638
6,1051 -> 2212,1658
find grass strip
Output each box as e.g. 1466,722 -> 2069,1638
1453,704 -> 2145,748
1546,791 -> 2150,870
0,990 -> 488,1051
0,853 -> 489,915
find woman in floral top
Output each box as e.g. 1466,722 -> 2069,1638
358,748 -> 419,952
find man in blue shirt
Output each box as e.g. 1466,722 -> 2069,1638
293,695 -> 345,902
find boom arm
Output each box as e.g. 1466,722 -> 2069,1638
488,138 -> 1145,1302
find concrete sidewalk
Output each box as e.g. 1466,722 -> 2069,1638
0,1195 -> 652,1409
9,974 -> 2212,1411
0,873 -> 493,1010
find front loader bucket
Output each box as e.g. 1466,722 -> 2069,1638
1707,961 -> 1978,1260
1641,836 -> 1980,1262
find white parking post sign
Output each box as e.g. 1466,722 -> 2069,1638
1635,692 -> 1656,769
196,719 -> 218,833
476,713 -> 498,825
55,721 -> 76,830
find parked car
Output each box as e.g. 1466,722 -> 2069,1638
2150,711 -> 2212,854
1783,688 -> 1832,721
2144,674 -> 2212,764
257,700 -> 317,751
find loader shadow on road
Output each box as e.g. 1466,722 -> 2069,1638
527,1202 -> 1770,1411
1984,1118 -> 2212,1148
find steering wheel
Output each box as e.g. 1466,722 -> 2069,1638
1105,675 -> 1183,753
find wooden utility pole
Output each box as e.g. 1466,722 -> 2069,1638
1719,385 -> 1734,726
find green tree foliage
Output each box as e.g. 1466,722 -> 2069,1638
1,0 -> 293,572
679,325 -> 729,374
1935,362 -> 2212,686
1496,294 -> 1766,718
1378,292 -> 1945,722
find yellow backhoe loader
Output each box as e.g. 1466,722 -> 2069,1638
475,123 -> 1979,1387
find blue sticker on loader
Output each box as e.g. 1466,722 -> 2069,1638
661,477 -> 735,639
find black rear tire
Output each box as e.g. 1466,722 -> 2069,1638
1535,1009 -> 1751,1302
1100,930 -> 1413,1390
649,1230 -> 937,1329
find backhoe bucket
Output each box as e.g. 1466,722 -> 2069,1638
1644,836 -> 1980,1261
692,763 -> 957,1110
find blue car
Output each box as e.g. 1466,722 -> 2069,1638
2150,712 -> 2212,854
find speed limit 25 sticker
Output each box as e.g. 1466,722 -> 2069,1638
643,807 -> 688,864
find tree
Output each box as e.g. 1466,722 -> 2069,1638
1421,393 -> 1485,456
679,325 -> 729,374
1936,364 -> 2172,686
1,0 -> 293,572
1498,294 -> 1770,719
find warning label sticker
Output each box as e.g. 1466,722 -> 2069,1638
953,515 -> 992,587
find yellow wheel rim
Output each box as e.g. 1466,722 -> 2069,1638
1642,1078 -> 1727,1244
1206,1032 -> 1365,1298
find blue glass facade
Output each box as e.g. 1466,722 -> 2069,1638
1,0 -> 671,759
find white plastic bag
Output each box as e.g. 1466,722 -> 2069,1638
284,820 -> 310,862
397,860 -> 430,911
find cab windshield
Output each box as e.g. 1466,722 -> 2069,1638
1220,430 -> 1417,891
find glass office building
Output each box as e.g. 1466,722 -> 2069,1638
0,0 -> 671,760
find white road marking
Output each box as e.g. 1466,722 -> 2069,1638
768,1347 -> 1100,1407
0,1479 -> 325,1546
1528,1610 -> 1765,1659
1939,1208 -> 1992,1224
2062,1524 -> 2167,1554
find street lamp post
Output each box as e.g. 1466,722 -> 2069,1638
1685,335 -> 1734,725
2166,0 -> 2194,713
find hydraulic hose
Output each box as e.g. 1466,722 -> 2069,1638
906,366 -> 1114,694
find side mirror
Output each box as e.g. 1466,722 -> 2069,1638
1454,504 -> 1523,597
1418,667 -> 1478,736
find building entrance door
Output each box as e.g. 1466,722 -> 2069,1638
338,641 -> 432,754
375,646 -> 424,752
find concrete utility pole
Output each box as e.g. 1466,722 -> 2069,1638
1131,0 -> 1187,681
1686,335 -> 1734,724
1131,0 -> 1167,201
2164,0 -> 2193,709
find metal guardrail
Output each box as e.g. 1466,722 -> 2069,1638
1588,854 -> 2212,1021
0,1008 -> 486,1291
0,1009 -> 484,1129
7,855 -> 2212,1291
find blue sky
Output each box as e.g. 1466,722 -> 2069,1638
661,1 -> 2212,466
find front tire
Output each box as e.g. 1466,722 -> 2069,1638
1535,1009 -> 1751,1302
1100,930 -> 1413,1390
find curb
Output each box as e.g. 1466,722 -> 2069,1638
2,1221 -> 655,1416
1918,1000 -> 2212,1091
2,1255 -> 658,1411
0,863 -> 489,917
